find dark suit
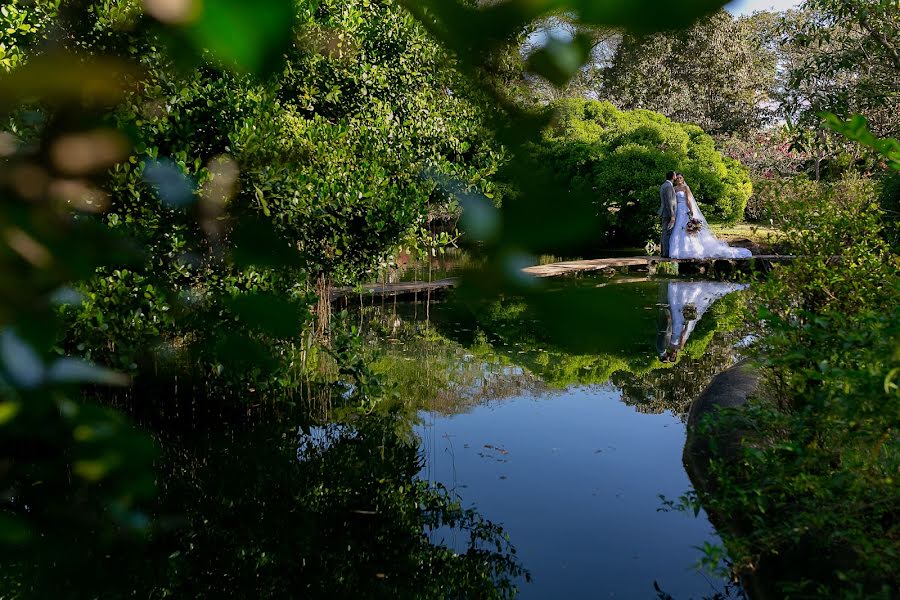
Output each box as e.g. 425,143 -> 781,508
656,282 -> 673,358
658,180 -> 677,257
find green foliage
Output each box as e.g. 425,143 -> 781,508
694,175 -> 900,596
878,170 -> 900,248
525,99 -> 750,245
5,0 -> 798,595
823,113 -> 900,171
744,174 -> 819,224
776,0 -> 900,174
0,39 -> 159,569
0,0 -> 59,72
6,0 -> 504,373
782,0 -> 899,139
63,269 -> 175,369
600,11 -> 777,137
158,0 -> 296,75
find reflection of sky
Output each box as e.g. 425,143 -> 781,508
410,281 -> 750,597
418,388 -> 724,599
726,0 -> 801,15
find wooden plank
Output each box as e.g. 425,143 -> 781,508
522,256 -> 659,277
328,255 -> 796,299
523,255 -> 795,278
330,278 -> 458,299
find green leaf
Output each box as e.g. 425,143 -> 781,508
0,514 -> 32,545
168,0 -> 297,76
526,34 -> 593,87
822,112 -> 900,170
230,219 -> 304,269
0,401 -> 21,425
225,293 -> 308,339
74,454 -> 122,482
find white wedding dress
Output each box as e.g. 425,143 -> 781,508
667,281 -> 749,350
669,191 -> 751,259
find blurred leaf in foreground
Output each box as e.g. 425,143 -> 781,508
146,0 -> 297,76
822,113 -> 900,171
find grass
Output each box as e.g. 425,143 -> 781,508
710,222 -> 785,248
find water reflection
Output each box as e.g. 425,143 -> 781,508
658,282 -> 749,364
362,277 -> 752,597
13,278 -> 751,598
9,396 -> 527,598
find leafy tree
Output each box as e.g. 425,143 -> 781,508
600,11 -> 777,137
0,0 -> 60,72
776,0 -> 899,177
4,0 -> 505,372
523,99 -> 751,246
780,0 -> 899,138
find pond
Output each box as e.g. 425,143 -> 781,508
14,277 -> 753,598
355,277 -> 752,597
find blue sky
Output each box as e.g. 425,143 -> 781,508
726,0 -> 802,16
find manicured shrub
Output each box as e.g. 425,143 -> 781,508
527,99 -> 751,246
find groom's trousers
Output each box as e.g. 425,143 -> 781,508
660,217 -> 673,258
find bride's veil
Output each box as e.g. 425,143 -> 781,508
686,186 -> 710,227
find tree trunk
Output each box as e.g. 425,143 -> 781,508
315,273 -> 331,341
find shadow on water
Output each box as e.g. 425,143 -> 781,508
5,386 -> 527,599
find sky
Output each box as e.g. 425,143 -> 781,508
725,0 -> 803,16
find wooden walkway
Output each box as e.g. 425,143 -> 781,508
330,278 -> 458,300
522,255 -> 793,278
330,255 -> 794,299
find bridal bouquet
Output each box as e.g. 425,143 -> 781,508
682,303 -> 698,320
686,217 -> 703,235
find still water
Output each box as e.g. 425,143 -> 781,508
21,276 -> 751,598
419,391 -> 717,598
361,277 -> 751,598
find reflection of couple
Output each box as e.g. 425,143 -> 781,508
658,171 -> 752,259
656,281 -> 748,363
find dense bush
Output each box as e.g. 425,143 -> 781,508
744,175 -> 818,223
879,170 -> 900,248
526,99 -> 751,246
7,0 -> 503,373
694,175 -> 900,597
0,0 -> 59,72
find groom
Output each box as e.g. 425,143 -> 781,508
658,171 -> 677,257
656,282 -> 674,362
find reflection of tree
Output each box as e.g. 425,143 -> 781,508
429,280 -> 748,391
431,281 -> 662,388
352,280 -> 748,420
615,289 -> 748,418
5,403 -> 527,598
358,303 -> 549,416
615,327 -> 746,419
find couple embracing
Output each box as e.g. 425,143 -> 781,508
658,171 -> 751,259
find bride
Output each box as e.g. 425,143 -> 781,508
669,173 -> 751,259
